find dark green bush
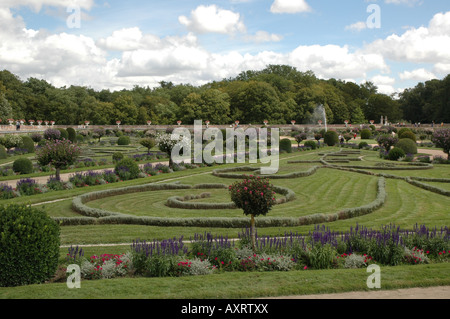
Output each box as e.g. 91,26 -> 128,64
397,128 -> 412,138
0,204 -> 60,287
0,145 -> 7,159
304,140 -> 317,150
114,157 -> 140,180
324,131 -> 339,146
399,130 -> 417,142
13,158 -> 34,174
76,134 -> 84,143
388,147 -> 405,161
117,136 -> 130,146
66,127 -> 76,143
112,152 -> 124,163
279,138 -> 292,153
57,128 -> 69,140
20,136 -> 35,153
358,141 -> 369,149
360,129 -> 371,140
396,138 -> 418,154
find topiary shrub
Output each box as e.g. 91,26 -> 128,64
360,129 -> 371,140
396,138 -> 418,154
66,127 -> 76,143
20,136 -> 35,153
0,204 -> 60,287
399,130 -> 417,142
358,141 -> 369,149
0,145 -> 7,159
279,138 -> 292,153
57,128 -> 69,140
114,157 -> 140,180
117,136 -> 130,146
112,152 -> 124,163
13,158 -> 34,175
397,127 -> 412,138
324,131 -> 339,146
388,147 -> 405,161
304,140 -> 317,150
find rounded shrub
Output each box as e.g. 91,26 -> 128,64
304,140 -> 317,150
20,136 -> 35,153
324,131 -> 339,146
396,138 -> 418,154
399,130 -> 416,142
114,157 -> 140,180
0,145 -> 7,159
397,127 -> 412,138
13,158 -> 34,175
57,128 -> 69,140
358,141 -> 369,149
117,136 -> 131,146
112,152 -> 124,163
0,204 -> 60,287
360,129 -> 371,140
66,127 -> 76,143
388,147 -> 405,161
279,138 -> 292,153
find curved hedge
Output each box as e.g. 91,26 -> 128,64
212,166 -> 320,180
63,178 -> 388,228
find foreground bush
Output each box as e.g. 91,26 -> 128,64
0,204 -> 60,287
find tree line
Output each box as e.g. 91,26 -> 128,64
0,65 -> 448,126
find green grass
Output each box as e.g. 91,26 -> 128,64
1,263 -> 449,299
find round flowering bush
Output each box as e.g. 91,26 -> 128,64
229,175 -> 276,251
229,175 -> 276,217
432,129 -> 450,160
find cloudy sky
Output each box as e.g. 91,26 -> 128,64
1,0 -> 449,95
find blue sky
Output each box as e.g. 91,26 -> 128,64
1,0 -> 450,94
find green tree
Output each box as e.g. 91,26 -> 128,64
35,139 -> 81,180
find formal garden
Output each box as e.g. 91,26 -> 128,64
0,124 -> 449,299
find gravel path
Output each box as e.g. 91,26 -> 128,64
268,286 -> 450,299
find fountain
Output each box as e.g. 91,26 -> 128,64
312,104 -> 328,132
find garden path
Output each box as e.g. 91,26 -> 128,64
266,285 -> 450,299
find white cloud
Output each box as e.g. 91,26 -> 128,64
270,0 -> 312,14
2,0 -> 95,12
345,21 -> 367,32
243,31 -> 283,43
178,5 -> 246,35
288,45 -> 388,80
364,11 -> 450,66
399,68 -> 437,81
384,0 -> 422,7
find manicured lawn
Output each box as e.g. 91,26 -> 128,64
1,145 -> 449,299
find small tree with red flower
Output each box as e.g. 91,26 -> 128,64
229,175 -> 276,251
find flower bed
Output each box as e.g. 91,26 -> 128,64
62,224 -> 450,281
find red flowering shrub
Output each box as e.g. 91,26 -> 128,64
229,175 -> 276,251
